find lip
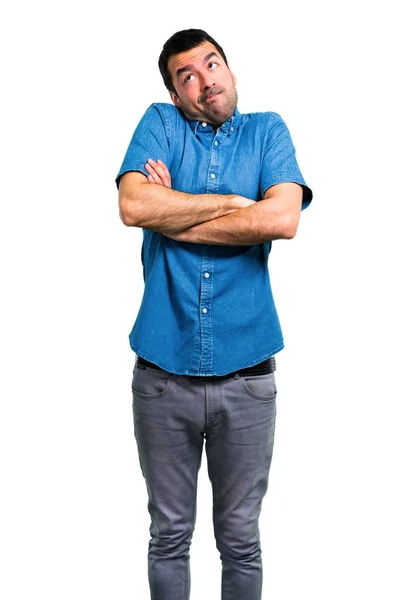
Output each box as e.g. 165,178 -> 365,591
204,91 -> 221,103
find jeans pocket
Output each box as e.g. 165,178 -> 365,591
240,372 -> 277,401
132,365 -> 171,398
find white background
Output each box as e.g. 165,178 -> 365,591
1,1 -> 399,598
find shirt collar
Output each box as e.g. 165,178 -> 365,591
187,106 -> 241,136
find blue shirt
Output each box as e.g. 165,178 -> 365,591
116,103 -> 312,376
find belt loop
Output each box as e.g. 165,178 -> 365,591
233,371 -> 240,380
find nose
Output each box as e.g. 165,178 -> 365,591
200,72 -> 215,91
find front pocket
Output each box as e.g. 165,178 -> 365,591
132,366 -> 171,398
240,372 -> 277,400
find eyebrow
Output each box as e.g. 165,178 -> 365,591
175,52 -> 219,79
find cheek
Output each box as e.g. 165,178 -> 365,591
184,90 -> 199,105
185,82 -> 201,100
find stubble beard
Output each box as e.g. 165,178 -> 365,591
181,86 -> 238,126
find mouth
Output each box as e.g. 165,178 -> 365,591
205,94 -> 218,102
202,90 -> 222,103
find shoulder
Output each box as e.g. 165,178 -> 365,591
238,111 -> 289,148
241,110 -> 285,130
144,102 -> 186,129
134,103 -> 185,142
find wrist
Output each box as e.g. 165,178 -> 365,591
221,194 -> 243,215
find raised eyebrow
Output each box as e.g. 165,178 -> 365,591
175,52 -> 220,79
203,51 -> 219,64
176,64 -> 193,79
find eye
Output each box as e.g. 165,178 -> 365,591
184,73 -> 195,84
208,62 -> 218,70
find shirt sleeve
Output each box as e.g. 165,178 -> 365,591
115,103 -> 171,189
260,113 -> 312,210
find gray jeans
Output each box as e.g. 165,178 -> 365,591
132,360 -> 277,600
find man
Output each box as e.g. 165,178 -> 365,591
116,29 -> 312,600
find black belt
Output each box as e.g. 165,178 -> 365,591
136,356 -> 276,378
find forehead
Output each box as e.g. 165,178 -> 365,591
167,41 -> 222,81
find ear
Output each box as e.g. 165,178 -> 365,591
169,91 -> 181,108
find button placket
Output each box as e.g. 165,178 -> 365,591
205,133 -> 221,194
199,247 -> 214,375
197,128 -> 223,374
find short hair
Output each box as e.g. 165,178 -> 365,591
158,29 -> 228,94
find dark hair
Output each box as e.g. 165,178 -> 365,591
158,29 -> 228,94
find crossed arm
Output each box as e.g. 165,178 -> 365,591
118,158 -> 303,245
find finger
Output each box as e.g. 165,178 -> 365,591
145,161 -> 163,184
156,159 -> 170,175
153,159 -> 168,176
147,159 -> 165,179
146,161 -> 169,186
152,161 -> 167,178
146,158 -> 172,187
156,160 -> 172,187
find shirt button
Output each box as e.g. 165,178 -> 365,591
214,141 -> 218,146
202,308 -> 208,314
210,173 -> 216,179
230,127 -> 234,131
202,122 -> 207,127
204,272 -> 210,278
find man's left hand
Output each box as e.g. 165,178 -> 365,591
144,159 -> 171,188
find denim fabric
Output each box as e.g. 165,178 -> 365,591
132,361 -> 277,600
116,104 -> 312,376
